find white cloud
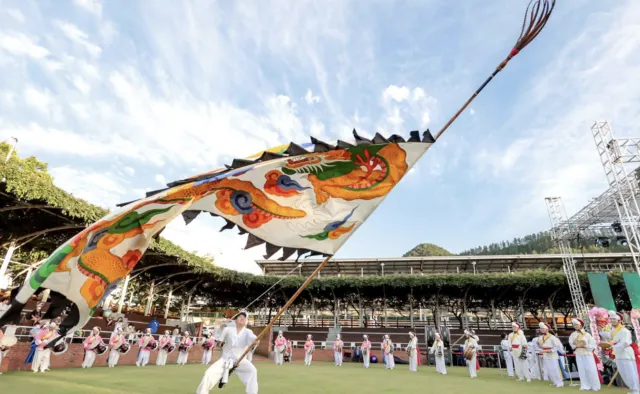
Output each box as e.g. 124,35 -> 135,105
0,33 -> 49,59
50,166 -> 125,209
72,0 -> 103,17
383,85 -> 410,103
469,108 -> 476,116
7,9 -> 25,23
123,167 -> 135,176
155,174 -> 166,185
24,87 -> 52,113
55,21 -> 102,57
304,89 -> 320,105
72,76 -> 91,94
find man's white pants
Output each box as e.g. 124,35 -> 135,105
137,350 -> 150,367
82,350 -> 96,368
363,351 -> 370,368
108,350 -> 120,367
543,358 -> 564,387
157,350 -> 168,366
196,358 -> 258,394
467,355 -> 477,378
334,352 -> 342,366
32,348 -> 51,372
385,353 -> 395,369
409,351 -> 418,372
503,351 -> 514,377
616,359 -> 640,394
275,351 -> 283,365
435,356 -> 447,374
177,351 -> 189,365
304,352 -> 312,365
529,354 -> 542,380
575,354 -> 600,391
513,356 -> 531,381
203,350 -> 212,365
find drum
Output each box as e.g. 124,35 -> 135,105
179,344 -> 188,352
118,342 -> 131,354
146,341 -> 158,351
165,344 -> 176,353
464,347 -> 475,360
440,326 -> 451,346
95,342 -> 108,355
52,341 -> 68,355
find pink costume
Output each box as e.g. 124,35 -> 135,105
333,339 -> 344,366
82,333 -> 104,368
361,339 -> 372,368
32,327 -> 55,373
136,335 -> 156,367
202,337 -> 216,364
274,336 -> 287,365
177,337 -> 193,365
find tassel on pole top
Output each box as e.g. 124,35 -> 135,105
434,0 -> 556,141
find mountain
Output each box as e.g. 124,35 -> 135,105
403,243 -> 454,257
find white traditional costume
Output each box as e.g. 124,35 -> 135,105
361,335 -> 372,368
500,334 -> 514,377
82,326 -> 103,368
0,328 -> 16,375
429,332 -> 447,375
407,331 -> 418,372
383,335 -> 395,370
527,339 -> 542,380
538,322 -> 564,387
157,331 -> 174,366
108,327 -> 126,368
333,335 -> 344,367
136,328 -> 156,367
508,322 -> 531,382
600,311 -> 639,394
196,311 -> 258,394
274,331 -> 286,366
177,332 -> 193,365
569,318 -> 600,391
202,334 -> 216,365
304,335 -> 314,366
32,322 -> 56,373
463,330 -> 478,378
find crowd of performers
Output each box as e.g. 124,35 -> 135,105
5,308 -> 640,394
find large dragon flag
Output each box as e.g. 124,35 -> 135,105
0,130 -> 433,339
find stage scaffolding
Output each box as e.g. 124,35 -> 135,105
546,120 -> 640,317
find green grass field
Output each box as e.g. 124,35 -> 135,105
0,362 -> 612,394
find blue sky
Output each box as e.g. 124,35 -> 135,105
1,0 -> 639,274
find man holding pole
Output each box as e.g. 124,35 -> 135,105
196,310 -> 258,394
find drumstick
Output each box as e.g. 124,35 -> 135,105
608,370 -> 619,388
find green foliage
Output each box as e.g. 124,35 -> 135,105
403,243 -> 453,257
460,231 -> 629,255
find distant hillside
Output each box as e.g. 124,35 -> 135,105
403,243 -> 454,257
405,231 -> 629,257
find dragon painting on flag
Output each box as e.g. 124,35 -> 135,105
0,130 -> 434,349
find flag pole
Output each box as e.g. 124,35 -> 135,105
219,255 -> 331,387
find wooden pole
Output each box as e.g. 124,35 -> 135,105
231,255 -> 331,369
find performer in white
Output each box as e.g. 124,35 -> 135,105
196,310 -> 258,394
429,332 -> 447,375
157,330 -> 174,366
333,334 -> 344,367
527,338 -> 542,380
202,333 -> 216,365
304,335 -> 315,366
568,318 -> 600,391
0,327 -> 17,376
600,311 -> 639,394
273,331 -> 286,366
32,322 -> 56,373
500,333 -> 514,377
383,335 -> 395,370
538,322 -> 564,388
177,331 -> 193,365
108,326 -> 127,368
508,322 -> 531,382
361,335 -> 372,368
82,326 -> 104,368
463,329 -> 478,378
136,328 -> 156,367
407,331 -> 418,372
